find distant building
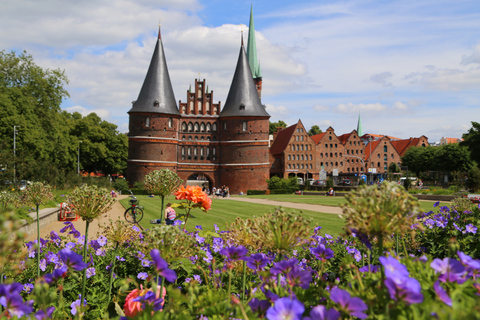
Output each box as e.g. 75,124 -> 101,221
440,137 -> 464,145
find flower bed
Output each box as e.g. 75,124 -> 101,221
1,182 -> 480,319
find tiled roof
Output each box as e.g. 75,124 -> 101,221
364,140 -> 381,160
270,124 -> 296,155
337,133 -> 351,145
311,132 -> 326,144
391,138 -> 420,156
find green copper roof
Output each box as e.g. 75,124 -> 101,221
357,113 -> 363,137
246,5 -> 261,78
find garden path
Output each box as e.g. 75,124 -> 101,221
226,196 -> 344,215
26,195 -> 129,242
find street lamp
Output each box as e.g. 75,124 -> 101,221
13,126 -> 19,185
77,141 -> 83,175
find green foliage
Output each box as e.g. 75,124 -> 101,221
326,178 -> 334,188
246,190 -> 266,195
388,162 -> 400,173
358,178 -> 366,186
0,50 -> 128,184
144,169 -> 183,197
113,178 -> 129,192
461,121 -> 480,168
403,176 -> 412,190
307,125 -> 322,136
268,120 -> 287,135
266,176 -> 298,193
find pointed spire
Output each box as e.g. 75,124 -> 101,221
189,83 -> 192,93
158,23 -> 161,39
246,5 -> 260,78
357,113 -> 363,137
206,85 -> 209,94
128,26 -> 179,115
220,38 -> 269,118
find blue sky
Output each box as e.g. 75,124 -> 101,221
1,0 -> 479,142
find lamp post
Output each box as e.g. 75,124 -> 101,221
77,141 -> 83,175
13,126 -> 19,185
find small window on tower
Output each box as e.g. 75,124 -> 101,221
239,104 -> 245,110
242,121 -> 247,131
168,118 -> 172,128
145,117 -> 150,127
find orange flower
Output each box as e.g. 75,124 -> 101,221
201,194 -> 212,211
124,285 -> 167,317
174,185 -> 188,200
175,185 -> 208,205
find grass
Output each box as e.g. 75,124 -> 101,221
119,194 -> 452,238
120,195 -> 345,236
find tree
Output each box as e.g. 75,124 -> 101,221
461,121 -> 480,167
269,120 -> 287,135
144,169 -> 183,222
388,162 -> 400,173
308,125 -> 322,136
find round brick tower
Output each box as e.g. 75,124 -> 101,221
218,36 -> 271,194
127,26 -> 180,184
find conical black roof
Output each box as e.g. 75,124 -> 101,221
220,40 -> 269,118
128,27 -> 179,115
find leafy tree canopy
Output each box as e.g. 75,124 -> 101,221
308,125 -> 322,136
461,121 -> 480,168
269,120 -> 287,135
0,50 -> 128,184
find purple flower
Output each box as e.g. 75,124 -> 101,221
141,259 -> 152,267
23,283 -> 34,294
434,281 -> 452,307
379,256 -> 409,280
431,258 -> 466,283
457,251 -> 480,275
247,253 -> 271,271
0,283 -> 34,318
249,298 -> 271,318
304,305 -> 340,320
44,265 -> 68,283
65,242 -> 76,250
384,276 -> 424,305
195,225 -> 203,230
266,297 -> 304,320
116,256 -> 126,262
58,248 -> 88,271
212,237 -> 224,253
214,224 -> 220,233
285,265 -> 312,289
349,228 -> 372,250
133,290 -> 164,312
39,259 -> 47,272
424,219 -> 435,229
35,306 -> 55,320
150,249 -> 177,283
132,225 -> 141,232
270,258 -> 299,276
97,236 -> 108,246
195,233 -> 205,244
466,224 -> 477,234
330,288 -> 368,319
359,265 -> 380,273
137,272 -> 148,280
310,244 -> 334,260
70,295 -> 86,316
193,274 -> 202,284
219,245 -> 248,261
86,267 -> 96,279
433,201 -> 440,207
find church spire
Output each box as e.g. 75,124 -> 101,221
246,5 -> 261,78
128,25 -> 179,115
357,113 -> 364,137
220,37 -> 269,118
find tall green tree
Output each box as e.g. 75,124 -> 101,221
461,121 -> 480,167
308,125 -> 322,136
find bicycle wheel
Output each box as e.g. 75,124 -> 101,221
134,207 -> 144,222
125,207 -> 144,223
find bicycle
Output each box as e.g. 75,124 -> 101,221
124,190 -> 144,223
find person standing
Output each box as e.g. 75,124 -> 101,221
165,203 -> 176,225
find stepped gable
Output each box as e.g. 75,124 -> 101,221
220,36 -> 269,118
270,124 -> 296,155
128,26 -> 179,115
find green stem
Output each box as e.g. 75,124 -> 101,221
36,203 -> 40,278
228,270 -> 232,296
160,277 -> 165,305
395,234 -> 399,256
242,260 -> 246,302
107,242 -> 119,311
81,220 -> 90,303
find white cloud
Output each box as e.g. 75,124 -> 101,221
370,72 -> 393,86
312,105 -> 329,112
335,102 -> 387,113
264,104 -> 290,116
461,44 -> 480,65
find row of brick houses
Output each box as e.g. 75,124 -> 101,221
269,120 -> 429,181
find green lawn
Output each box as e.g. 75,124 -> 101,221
120,195 -> 345,236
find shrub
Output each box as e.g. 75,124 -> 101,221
113,178 -> 130,192
326,178 -> 334,188
247,190 -> 266,195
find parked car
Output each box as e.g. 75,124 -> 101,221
297,178 -> 304,185
306,178 -> 315,185
313,180 -> 326,186
342,178 -> 351,186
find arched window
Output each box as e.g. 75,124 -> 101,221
181,147 -> 185,155
206,102 -> 210,112
301,155 -> 304,161
301,136 -> 304,141
194,147 -> 198,156
214,107 -> 218,114
292,145 -> 295,151
182,106 -> 186,113
301,145 -> 304,151
288,164 -> 291,169
213,147 -> 216,156
145,116 -> 150,127
188,122 -> 193,132
206,123 -> 211,132
187,147 -> 191,156
288,155 -> 291,161
384,146 -> 388,152
200,123 -> 205,132
198,89 -> 202,99
194,123 -> 199,132
200,148 -> 204,156
310,155 -> 312,161
198,101 -> 202,112
206,148 -> 210,156
242,121 -> 247,131
297,155 -> 300,160
212,123 -> 217,132
189,101 -> 194,112
168,118 -> 172,128
223,121 -> 227,130
181,122 -> 187,132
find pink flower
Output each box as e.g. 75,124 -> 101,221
124,285 -> 166,317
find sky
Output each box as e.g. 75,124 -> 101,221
1,0 -> 479,143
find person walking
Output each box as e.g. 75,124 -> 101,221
165,203 -> 176,225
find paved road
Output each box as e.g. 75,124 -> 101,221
225,196 -> 344,215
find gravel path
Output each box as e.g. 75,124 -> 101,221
26,195 -> 130,242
